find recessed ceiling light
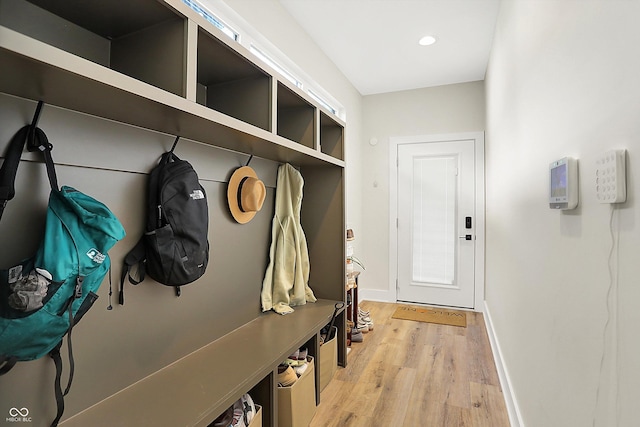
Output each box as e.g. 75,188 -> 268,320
419,35 -> 437,46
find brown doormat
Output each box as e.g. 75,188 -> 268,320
392,305 -> 467,327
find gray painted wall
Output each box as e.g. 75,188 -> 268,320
0,93 -> 279,424
360,81 -> 486,300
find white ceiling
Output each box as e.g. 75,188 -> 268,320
278,0 -> 501,96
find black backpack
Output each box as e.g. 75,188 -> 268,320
119,147 -> 209,303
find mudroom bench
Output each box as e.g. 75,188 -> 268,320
59,299 -> 341,427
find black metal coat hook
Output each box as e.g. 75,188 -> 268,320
169,136 -> 180,153
27,101 -> 47,152
245,154 -> 253,167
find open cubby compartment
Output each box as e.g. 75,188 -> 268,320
320,111 -> 345,161
277,82 -> 316,149
208,374 -> 273,427
246,374 -> 273,427
197,27 -> 272,131
0,0 -> 186,96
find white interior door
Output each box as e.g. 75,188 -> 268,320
396,139 -> 476,308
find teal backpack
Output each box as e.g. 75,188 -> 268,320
0,106 -> 125,426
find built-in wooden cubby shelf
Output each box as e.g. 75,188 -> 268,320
0,0 -> 345,168
0,0 -> 187,97
197,26 -> 272,131
320,111 -> 345,161
0,0 -> 346,425
277,82 -> 315,149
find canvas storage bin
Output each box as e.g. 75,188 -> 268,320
249,405 -> 262,427
319,327 -> 338,391
277,356 -> 316,427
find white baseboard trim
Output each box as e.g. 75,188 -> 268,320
357,288 -> 395,303
483,302 -> 525,427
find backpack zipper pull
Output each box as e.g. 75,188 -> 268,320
75,276 -> 84,299
58,276 -> 84,315
157,204 -> 162,228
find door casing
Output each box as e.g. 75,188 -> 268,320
389,132 -> 485,311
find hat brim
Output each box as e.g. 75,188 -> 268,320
228,166 -> 259,224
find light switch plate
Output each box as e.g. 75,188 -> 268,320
596,149 -> 626,203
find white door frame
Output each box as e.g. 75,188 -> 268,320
389,132 -> 485,311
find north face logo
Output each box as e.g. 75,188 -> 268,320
190,190 -> 205,200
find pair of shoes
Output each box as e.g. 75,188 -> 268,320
231,393 -> 256,427
351,327 -> 363,343
356,318 -> 370,333
358,317 -> 374,331
211,406 -> 233,427
284,348 -> 308,367
283,358 -> 305,367
347,320 -> 355,331
294,362 -> 309,377
298,348 -> 308,360
358,308 -> 374,331
277,365 -> 298,387
282,348 -> 309,366
288,348 -> 308,360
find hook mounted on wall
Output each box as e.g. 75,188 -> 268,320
245,154 -> 253,167
169,135 -> 180,153
27,101 -> 50,153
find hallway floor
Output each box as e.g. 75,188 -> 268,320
309,301 -> 510,427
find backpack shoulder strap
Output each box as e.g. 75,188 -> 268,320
49,341 -> 65,427
49,288 -> 79,427
0,125 -> 58,221
119,239 -> 147,305
146,153 -> 173,231
32,127 -> 58,192
0,126 -> 29,219
0,355 -> 17,376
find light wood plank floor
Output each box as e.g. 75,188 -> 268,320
310,301 -> 510,427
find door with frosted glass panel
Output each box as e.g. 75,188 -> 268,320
397,140 -> 475,308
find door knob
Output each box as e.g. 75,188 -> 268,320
458,235 -> 473,240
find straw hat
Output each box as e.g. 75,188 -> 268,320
227,166 -> 266,224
